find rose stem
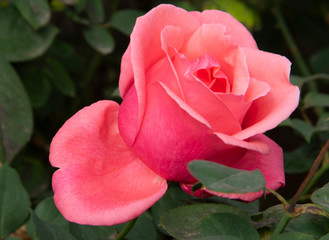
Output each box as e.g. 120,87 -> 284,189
287,138 -> 329,213
299,152 -> 329,201
115,218 -> 138,240
270,211 -> 293,238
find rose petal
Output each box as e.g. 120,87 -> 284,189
50,101 -> 167,226
181,24 -> 250,95
119,83 -> 244,183
161,25 -> 187,100
165,48 -> 243,134
119,4 -> 199,97
190,9 -> 258,49
244,77 -> 271,102
216,93 -> 251,124
234,48 -> 300,140
181,134 -> 284,202
215,132 -> 270,155
179,77 -> 242,134
119,5 -> 201,144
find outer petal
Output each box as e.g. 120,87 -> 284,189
50,101 -> 167,226
190,9 -> 258,49
119,4 -> 199,98
119,83 -> 269,183
235,48 -> 300,140
119,83 -> 247,183
119,4 -> 201,145
181,134 -> 285,202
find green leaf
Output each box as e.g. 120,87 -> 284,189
315,113 -> 329,132
43,58 -> 76,97
83,26 -> 115,55
0,6 -> 58,62
12,155 -> 49,194
188,160 -> 266,193
110,9 -> 144,36
151,183 -> 193,234
12,0 -> 51,29
30,211 -> 76,240
304,92 -> 329,108
0,165 -> 31,238
47,40 -> 84,74
126,212 -> 157,240
26,197 -> 69,239
23,67 -> 51,108
273,232 -> 315,240
263,205 -> 329,238
207,197 -> 260,214
201,213 -> 260,240
286,214 -> 329,239
160,203 -> 249,240
195,237 -> 239,240
320,233 -> 329,240
85,0 -> 104,23
34,197 -> 68,227
89,225 -> 117,240
312,183 -> 329,213
69,223 -> 97,240
280,118 -> 314,142
0,58 -> 33,163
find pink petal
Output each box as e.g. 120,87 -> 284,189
119,83 -> 245,183
179,77 -> 242,134
119,4 -> 199,97
119,4 -> 200,144
244,77 -> 271,102
181,24 -> 250,95
160,25 -> 187,100
50,101 -> 167,226
216,93 -> 251,124
234,48 -> 300,140
165,45 -> 243,134
190,10 -> 258,49
181,134 -> 284,202
214,132 -> 270,155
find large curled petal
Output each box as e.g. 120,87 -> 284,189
119,4 -> 201,145
119,83 -> 269,183
119,4 -> 200,98
50,101 -> 167,226
119,83 -> 248,183
189,9 -> 258,49
181,134 -> 284,202
235,48 -> 300,140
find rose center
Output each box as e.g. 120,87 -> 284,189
190,54 -> 230,93
195,67 -> 229,93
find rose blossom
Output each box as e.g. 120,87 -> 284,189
50,4 -> 299,225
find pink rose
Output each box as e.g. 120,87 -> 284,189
50,4 -> 300,226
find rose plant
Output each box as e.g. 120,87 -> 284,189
49,4 -> 299,226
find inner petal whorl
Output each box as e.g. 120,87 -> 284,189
190,54 -> 230,93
